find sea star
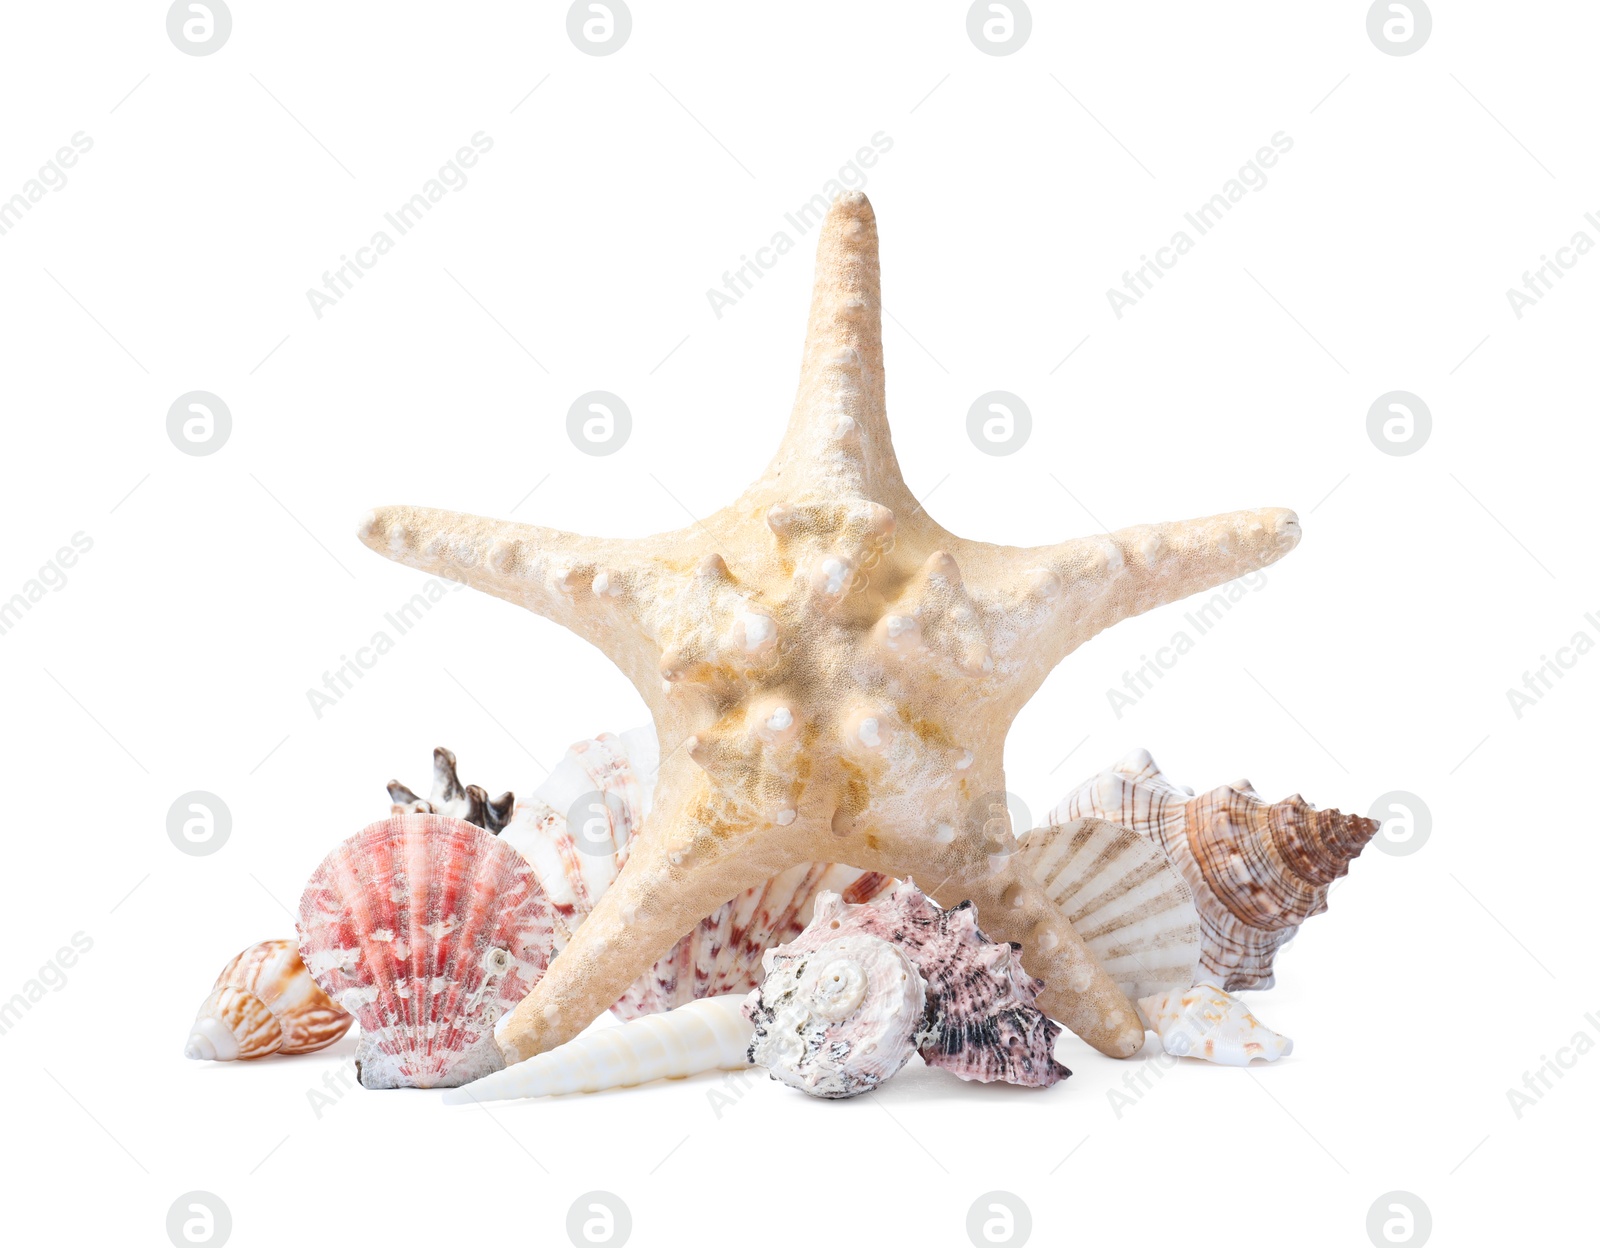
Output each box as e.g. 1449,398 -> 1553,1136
358,192 -> 1301,1060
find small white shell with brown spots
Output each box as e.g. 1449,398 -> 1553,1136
1137,983 -> 1293,1067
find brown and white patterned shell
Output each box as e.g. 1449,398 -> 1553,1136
779,881 -> 1069,1088
389,729 -> 892,1019
185,939 -> 351,1061
1057,749 -> 1378,991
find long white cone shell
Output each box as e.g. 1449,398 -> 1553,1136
442,994 -> 752,1104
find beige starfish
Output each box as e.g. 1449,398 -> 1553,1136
358,192 -> 1301,1061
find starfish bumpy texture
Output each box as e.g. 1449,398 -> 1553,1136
358,192 -> 1301,1061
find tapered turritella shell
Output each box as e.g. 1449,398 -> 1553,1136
185,939 -> 351,1061
391,731 -> 891,1020
441,994 -> 753,1103
1015,816 -> 1202,1002
1058,749 -> 1378,991
745,931 -> 927,1098
779,881 -> 1069,1087
296,814 -> 554,1089
1138,984 -> 1292,1066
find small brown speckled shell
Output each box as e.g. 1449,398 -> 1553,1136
185,939 -> 351,1061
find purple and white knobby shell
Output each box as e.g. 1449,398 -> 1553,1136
760,880 -> 1070,1090
744,931 -> 927,1098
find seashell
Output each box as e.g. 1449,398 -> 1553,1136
1058,749 -> 1379,991
295,814 -> 554,1089
744,931 -> 927,1098
1015,816 -> 1202,1002
776,881 -> 1069,1088
1138,983 -> 1293,1066
441,994 -> 752,1103
387,730 -> 893,1020
184,939 -> 351,1061
387,746 -> 514,834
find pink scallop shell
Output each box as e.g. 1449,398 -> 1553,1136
295,814 -> 553,1089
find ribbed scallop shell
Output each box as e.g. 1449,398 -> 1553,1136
295,814 -> 554,1089
1138,983 -> 1293,1066
390,729 -> 891,1019
780,881 -> 1068,1088
1015,816 -> 1202,1001
1058,749 -> 1378,991
185,939 -> 351,1061
745,931 -> 927,1098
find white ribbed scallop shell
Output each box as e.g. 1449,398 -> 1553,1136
1015,816 -> 1202,1001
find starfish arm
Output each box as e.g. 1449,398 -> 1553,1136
751,191 -> 921,513
986,506 -> 1302,669
357,504 -> 669,669
496,790 -> 788,1062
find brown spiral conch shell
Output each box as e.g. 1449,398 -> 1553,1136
185,939 -> 351,1061
1057,749 -> 1379,991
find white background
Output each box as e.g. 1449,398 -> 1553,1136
2,3 -> 1594,1245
